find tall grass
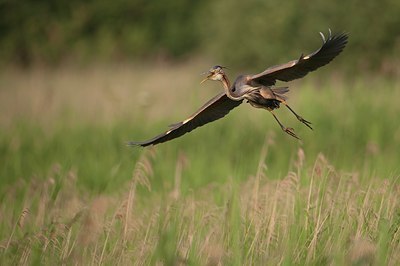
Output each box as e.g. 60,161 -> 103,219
1,145 -> 399,265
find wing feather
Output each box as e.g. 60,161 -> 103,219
128,92 -> 242,147
250,31 -> 348,86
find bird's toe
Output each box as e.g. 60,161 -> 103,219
284,127 -> 300,140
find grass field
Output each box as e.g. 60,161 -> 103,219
1,63 -> 400,265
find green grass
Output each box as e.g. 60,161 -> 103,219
1,65 -> 400,265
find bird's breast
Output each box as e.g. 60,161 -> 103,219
231,84 -> 257,97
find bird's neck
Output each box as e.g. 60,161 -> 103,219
221,74 -> 242,100
221,74 -> 230,91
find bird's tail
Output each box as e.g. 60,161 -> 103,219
272,87 -> 289,101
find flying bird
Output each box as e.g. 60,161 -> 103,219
129,30 -> 348,147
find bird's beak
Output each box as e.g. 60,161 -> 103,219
200,72 -> 212,84
200,77 -> 208,84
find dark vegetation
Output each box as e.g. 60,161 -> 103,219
1,0 -> 399,72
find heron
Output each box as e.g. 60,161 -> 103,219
129,30 -> 348,147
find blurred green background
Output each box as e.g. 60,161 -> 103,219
1,0 -> 400,191
1,0 -> 399,72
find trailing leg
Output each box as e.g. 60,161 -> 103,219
282,102 -> 313,130
270,111 -> 300,140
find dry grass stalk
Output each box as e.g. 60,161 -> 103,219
171,152 -> 188,201
17,208 -> 30,229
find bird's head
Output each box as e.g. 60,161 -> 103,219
201,65 -> 227,84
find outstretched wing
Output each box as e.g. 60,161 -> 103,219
128,92 -> 242,147
250,31 -> 348,86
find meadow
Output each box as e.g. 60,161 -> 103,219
1,63 -> 400,265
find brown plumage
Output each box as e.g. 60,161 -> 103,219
129,30 -> 348,147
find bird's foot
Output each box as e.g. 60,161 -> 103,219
297,116 -> 313,130
284,127 -> 300,140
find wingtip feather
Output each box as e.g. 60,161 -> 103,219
126,141 -> 146,147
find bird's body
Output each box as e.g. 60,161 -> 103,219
228,74 -> 288,108
129,30 -> 348,147
245,86 -> 288,111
